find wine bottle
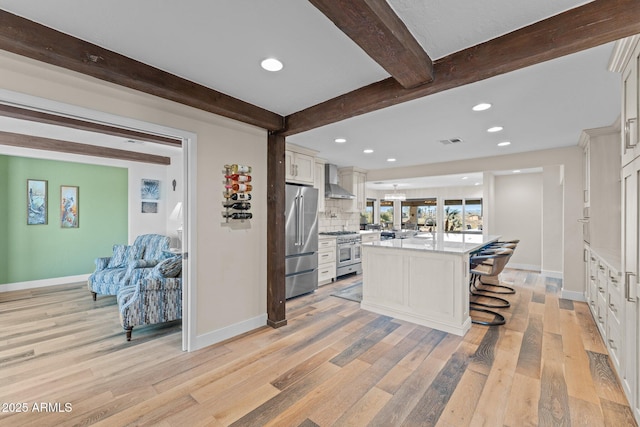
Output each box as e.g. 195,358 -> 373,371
224,202 -> 251,210
225,174 -> 252,182
232,183 -> 252,192
230,192 -> 251,201
222,211 -> 253,220
226,164 -> 252,174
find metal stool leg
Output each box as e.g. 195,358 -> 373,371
470,275 -> 510,308
470,306 -> 506,326
476,275 -> 516,294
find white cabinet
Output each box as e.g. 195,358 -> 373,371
314,159 -> 326,213
585,245 -> 598,318
612,35 -> 640,423
578,127 -> 621,251
586,248 -> 624,370
622,38 -> 640,166
285,145 -> 315,185
318,236 -> 336,285
338,167 -> 367,213
623,158 -> 640,411
360,231 -> 381,244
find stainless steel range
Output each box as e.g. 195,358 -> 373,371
319,231 -> 362,277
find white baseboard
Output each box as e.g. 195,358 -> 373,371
193,313 -> 268,351
507,263 -> 541,272
360,301 -> 471,337
561,289 -> 587,302
541,270 -> 563,279
0,274 -> 90,292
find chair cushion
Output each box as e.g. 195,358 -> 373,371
91,267 -> 129,286
128,244 -> 145,262
150,256 -> 182,279
107,245 -> 130,268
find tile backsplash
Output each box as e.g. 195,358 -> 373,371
318,199 -> 361,233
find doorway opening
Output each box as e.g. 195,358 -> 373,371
0,88 -> 197,351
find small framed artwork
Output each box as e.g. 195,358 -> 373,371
141,201 -> 158,213
60,185 -> 79,228
27,179 -> 48,225
141,179 -> 160,200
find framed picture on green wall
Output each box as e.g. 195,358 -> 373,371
61,185 -> 79,228
27,179 -> 47,225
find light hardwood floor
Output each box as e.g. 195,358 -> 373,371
0,270 -> 637,426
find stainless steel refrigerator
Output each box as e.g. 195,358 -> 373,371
285,184 -> 319,299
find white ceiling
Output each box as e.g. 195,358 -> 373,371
0,0 -> 625,188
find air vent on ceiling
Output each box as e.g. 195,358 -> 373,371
438,137 -> 463,145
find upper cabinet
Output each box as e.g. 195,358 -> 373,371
578,127 -> 621,253
338,166 -> 367,213
285,144 -> 316,185
617,36 -> 640,166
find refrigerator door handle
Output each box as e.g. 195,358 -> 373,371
299,194 -> 304,246
294,194 -> 300,246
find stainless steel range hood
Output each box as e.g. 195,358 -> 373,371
325,164 -> 355,199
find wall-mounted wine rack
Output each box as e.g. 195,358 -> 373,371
223,164 -> 253,222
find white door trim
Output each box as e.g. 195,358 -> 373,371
0,88 -> 198,351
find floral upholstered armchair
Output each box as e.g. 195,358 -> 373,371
116,255 -> 182,341
87,234 -> 171,300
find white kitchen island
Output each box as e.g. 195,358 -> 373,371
361,233 -> 500,336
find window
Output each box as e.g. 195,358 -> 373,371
362,199 -> 375,225
379,200 -> 394,229
444,198 -> 482,233
401,198 -> 437,231
464,198 -> 483,232
444,199 -> 463,232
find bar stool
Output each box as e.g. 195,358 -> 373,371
469,249 -> 513,326
476,240 -> 519,294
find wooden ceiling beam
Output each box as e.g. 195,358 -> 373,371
283,0 -> 640,136
0,130 -> 171,165
0,103 -> 181,146
0,10 -> 284,132
308,0 -> 433,89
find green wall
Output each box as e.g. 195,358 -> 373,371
0,155 -> 128,285
0,155 -> 8,283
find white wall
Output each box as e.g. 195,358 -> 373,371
542,165 -> 564,276
494,172 -> 543,270
0,49 -> 268,349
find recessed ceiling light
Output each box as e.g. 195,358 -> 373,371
387,158 -> 397,162
461,176 -> 468,180
487,126 -> 503,133
513,170 -> 521,173
363,149 -> 374,154
497,141 -> 511,147
260,58 -> 283,72
472,103 -> 492,111
474,182 -> 480,186
334,137 -> 347,143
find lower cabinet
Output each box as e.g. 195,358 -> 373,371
360,231 -> 381,244
585,247 -> 631,405
318,236 -> 336,286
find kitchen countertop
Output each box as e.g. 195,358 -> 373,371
363,233 -> 500,254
